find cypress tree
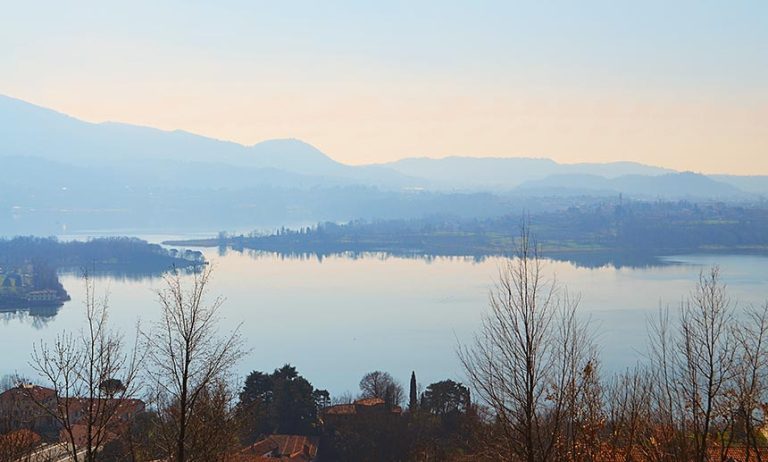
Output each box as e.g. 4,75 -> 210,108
409,371 -> 418,411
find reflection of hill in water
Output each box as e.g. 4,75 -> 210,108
58,263 -> 203,282
219,246 -> 669,269
545,251 -> 668,269
0,304 -> 59,329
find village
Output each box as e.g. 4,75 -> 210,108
0,370 -> 466,462
0,265 -> 67,310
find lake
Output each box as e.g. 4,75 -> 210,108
2,245 -> 768,396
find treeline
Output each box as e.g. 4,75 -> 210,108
0,236 -> 204,271
201,200 -> 768,259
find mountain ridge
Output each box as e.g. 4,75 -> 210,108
2,93 -> 766,196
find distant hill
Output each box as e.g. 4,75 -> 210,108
711,175 -> 768,196
0,94 -> 413,188
380,156 -> 673,190
518,172 -> 746,199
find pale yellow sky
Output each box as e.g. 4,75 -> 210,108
2,1 -> 766,174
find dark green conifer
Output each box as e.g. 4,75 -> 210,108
409,371 -> 418,411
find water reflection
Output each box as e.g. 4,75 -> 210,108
58,262 -> 203,283
15,249 -> 704,324
0,305 -> 59,328
2,247 -> 767,395
217,246 -> 671,269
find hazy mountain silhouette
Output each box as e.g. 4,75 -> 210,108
0,93 -> 759,199
380,157 -> 674,190
0,94 -> 419,188
711,175 -> 768,196
518,172 -> 746,199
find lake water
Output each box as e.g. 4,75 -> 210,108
2,246 -> 768,396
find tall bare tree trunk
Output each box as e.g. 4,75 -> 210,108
143,266 -> 244,462
459,223 -> 595,462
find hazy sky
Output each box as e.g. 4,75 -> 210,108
2,1 -> 766,174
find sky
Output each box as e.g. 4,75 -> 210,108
1,1 -> 766,174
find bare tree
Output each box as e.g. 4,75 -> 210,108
604,367 -> 656,462
27,272 -> 141,462
0,376 -> 18,394
0,429 -> 41,462
143,266 -> 244,462
679,267 -> 736,462
359,371 -> 405,407
732,302 -> 768,462
458,224 -> 595,462
647,267 -> 736,462
180,379 -> 241,461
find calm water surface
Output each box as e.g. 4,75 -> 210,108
2,247 -> 767,395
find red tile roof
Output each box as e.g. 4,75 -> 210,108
239,435 -> 319,461
0,385 -> 56,403
322,397 -> 402,417
322,404 -> 356,415
354,397 -> 385,407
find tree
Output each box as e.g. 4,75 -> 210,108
0,376 -> 20,393
143,266 -> 245,462
28,272 -> 140,462
680,267 -> 736,462
648,267 -> 737,462
421,380 -> 470,418
0,429 -> 40,462
458,224 -> 596,462
238,365 -> 328,441
604,368 -> 653,462
359,371 -> 404,408
732,302 -> 768,461
409,372 -> 418,412
410,380 -> 481,461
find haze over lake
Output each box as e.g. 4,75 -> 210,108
2,240 -> 767,395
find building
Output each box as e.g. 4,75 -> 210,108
321,396 -> 402,425
25,289 -> 60,304
237,435 -> 319,461
0,384 -> 145,445
0,384 -> 57,437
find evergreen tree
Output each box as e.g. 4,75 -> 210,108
409,371 -> 418,412
238,365 -> 328,442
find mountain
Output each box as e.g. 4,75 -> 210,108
0,93 -> 763,236
247,139 -> 345,175
380,156 -> 673,190
2,94 -> 756,196
0,95 -> 239,165
0,94 -> 414,187
518,172 -> 746,199
711,175 -> 768,196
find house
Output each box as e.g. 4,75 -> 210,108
237,435 -> 319,461
321,397 -> 402,425
0,384 -> 57,437
59,397 -> 145,447
25,289 -> 60,304
0,383 -> 145,446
